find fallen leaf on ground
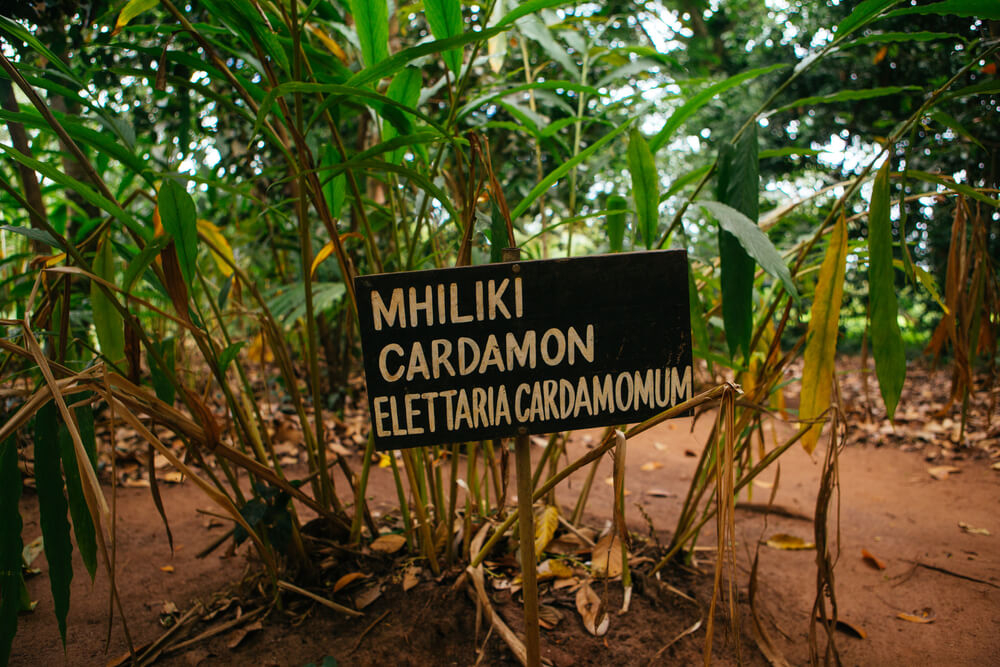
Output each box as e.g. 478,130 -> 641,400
958,522 -> 990,536
160,565 -> 175,573
22,536 -> 43,566
353,583 -> 382,609
591,533 -> 623,578
684,449 -> 697,457
370,533 -> 406,554
897,608 -> 936,624
829,618 -> 867,639
753,479 -> 774,489
538,604 -> 564,629
927,465 -> 960,480
991,461 -> 1000,471
546,533 -> 589,555
644,488 -> 675,498
227,620 -> 263,649
537,558 -> 575,581
575,581 -> 609,636
333,572 -> 369,593
162,471 -> 184,483
640,461 -> 663,471
861,548 -> 886,570
764,533 -> 815,550
402,565 -> 421,591
653,441 -> 668,451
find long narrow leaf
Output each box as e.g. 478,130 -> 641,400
868,161 -> 906,420
834,0 -> 900,39
605,195 -> 627,252
510,121 -> 632,221
91,231 -> 125,364
800,214 -> 848,454
0,437 -> 24,666
58,408 -> 98,580
887,0 -> 1000,20
349,0 -> 390,67
769,86 -> 919,115
33,403 -> 74,645
649,64 -> 785,153
157,179 -> 199,288
424,0 -> 463,75
627,129 -> 659,249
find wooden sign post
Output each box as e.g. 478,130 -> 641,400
355,250 -> 692,666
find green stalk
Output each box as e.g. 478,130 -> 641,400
388,453 -> 415,552
402,448 -> 441,576
350,432 -> 377,544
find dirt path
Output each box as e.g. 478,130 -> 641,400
11,417 -> 1000,665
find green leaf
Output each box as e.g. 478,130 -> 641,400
905,170 -> 999,208
888,0 -> 1000,20
122,235 -> 172,292
770,86 -> 919,115
34,403 -> 74,644
627,129 -> 659,249
800,214 -> 849,454
151,337 -> 176,406
424,0 -> 463,75
510,120 -> 632,221
701,199 -> 800,307
834,0 -> 899,39
927,111 -> 985,151
157,179 -> 199,287
58,409 -> 98,580
713,137 -> 756,360
349,0 -> 390,67
383,68 -> 424,164
517,15 -> 579,80
0,437 -> 24,666
113,0 -> 159,35
868,161 -> 906,420
91,232 -> 125,365
0,225 -> 64,251
838,31 -> 961,48
649,64 -> 786,153
688,264 -> 710,359
219,341 -> 246,372
0,144 -> 148,242
347,24 -> 509,88
320,145 -> 347,220
489,201 -> 506,263
605,195 -> 627,252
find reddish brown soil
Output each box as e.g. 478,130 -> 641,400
10,374 -> 1000,666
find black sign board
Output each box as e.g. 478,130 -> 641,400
355,250 -> 693,451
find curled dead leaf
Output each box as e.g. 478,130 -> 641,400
958,521 -> 990,536
640,461 -> 664,472
227,620 -> 263,649
897,608 -> 936,624
861,548 -> 887,570
333,572 -> 369,593
575,581 -> 609,636
160,565 -> 175,573
402,565 -> 421,591
370,533 -> 407,554
764,533 -> 815,551
591,533 -> 623,578
353,583 -> 382,610
927,465 -> 960,481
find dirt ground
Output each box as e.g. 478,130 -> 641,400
9,365 -> 1000,666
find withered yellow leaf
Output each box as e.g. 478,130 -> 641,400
537,558 -> 574,581
534,505 -> 559,558
575,581 -> 609,636
800,213 -> 848,454
897,608 -> 935,624
310,240 -> 337,279
640,461 -> 664,472
196,219 -> 234,276
764,533 -> 815,551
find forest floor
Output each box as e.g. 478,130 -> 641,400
9,359 -> 1000,666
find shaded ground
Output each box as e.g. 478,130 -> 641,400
10,362 -> 1000,665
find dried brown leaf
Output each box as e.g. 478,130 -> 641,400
538,604 -> 563,629
370,533 -> 407,554
928,465 -> 961,480
226,620 -> 263,649
333,572 -> 369,593
591,533 -> 623,578
861,548 -> 887,570
640,461 -> 664,471
534,505 -> 560,558
575,581 -> 609,636
353,583 -> 382,610
402,565 -> 421,591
